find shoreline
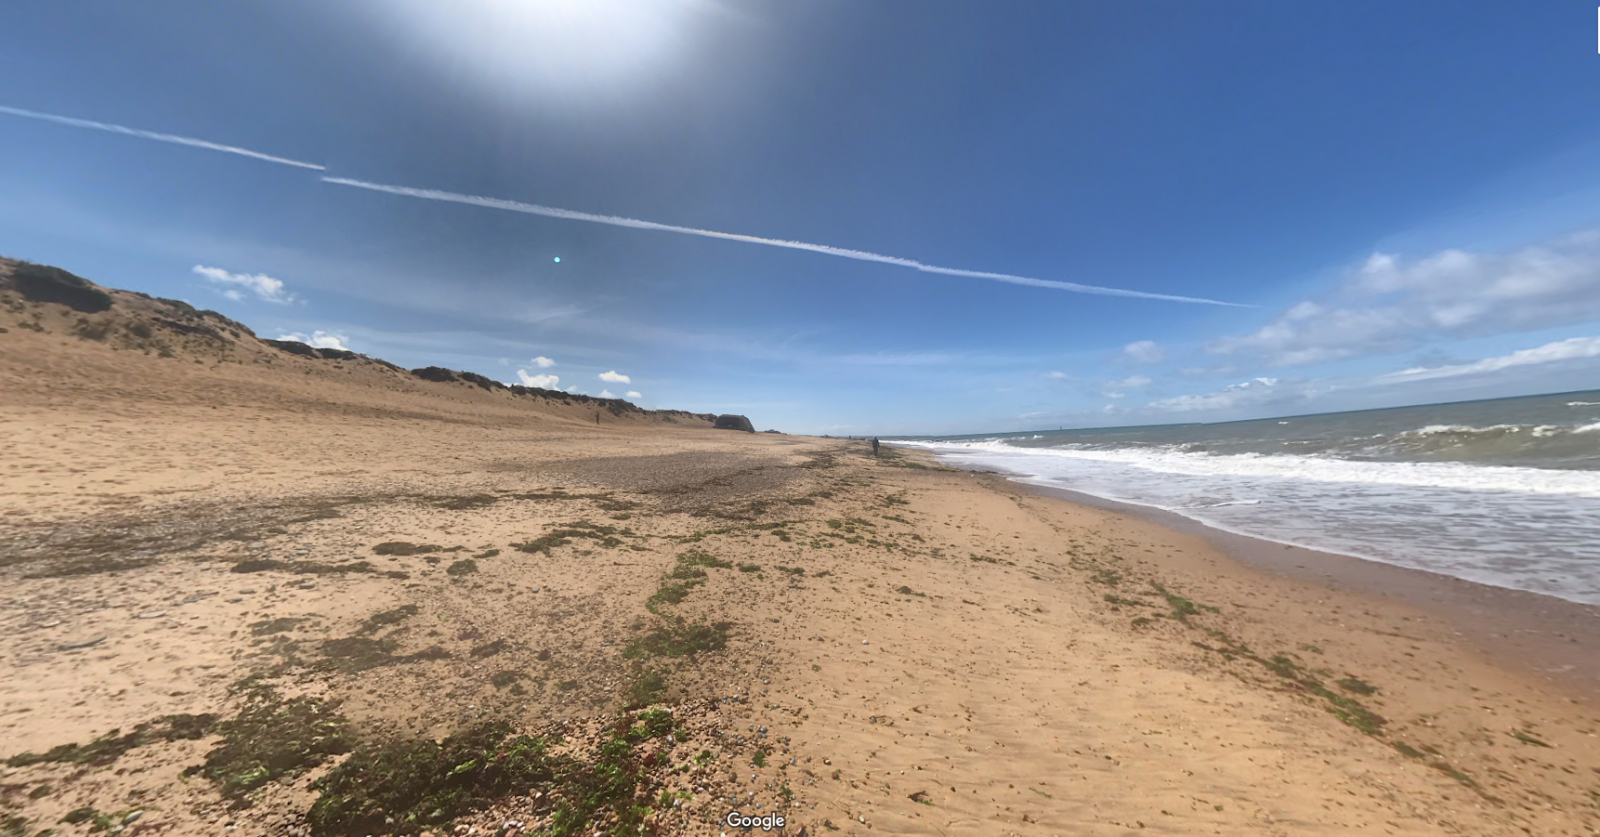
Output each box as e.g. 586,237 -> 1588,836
935,456 -> 1600,699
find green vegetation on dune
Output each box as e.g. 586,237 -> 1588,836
373,542 -> 443,556
676,549 -> 732,569
624,667 -> 668,708
356,605 -> 419,635
623,621 -> 731,659
6,713 -> 218,768
646,550 -> 736,614
307,724 -> 559,836
306,713 -> 683,837
186,685 -> 351,804
1150,580 -> 1220,621
514,521 -> 629,554
231,559 -> 408,580
645,581 -> 698,613
316,636 -> 451,673
251,616 -> 308,636
11,262 -> 113,312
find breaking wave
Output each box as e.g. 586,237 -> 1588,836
899,438 -> 1600,498
891,435 -> 1600,604
1373,422 -> 1600,462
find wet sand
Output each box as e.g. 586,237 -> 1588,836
1005,477 -> 1600,700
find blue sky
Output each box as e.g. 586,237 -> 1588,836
3,1 -> 1600,434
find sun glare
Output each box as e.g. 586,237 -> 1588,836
374,0 -> 717,103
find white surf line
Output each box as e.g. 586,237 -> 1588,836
0,104 -> 325,171
323,176 -> 1247,306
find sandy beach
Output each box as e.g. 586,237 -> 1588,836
6,266 -> 1600,836
1002,482 -> 1600,701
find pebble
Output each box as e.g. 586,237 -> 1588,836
137,611 -> 166,619
123,811 -> 143,825
58,636 -> 106,651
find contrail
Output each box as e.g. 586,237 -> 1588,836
323,176 -> 1246,306
0,102 -> 1243,304
0,104 -> 325,171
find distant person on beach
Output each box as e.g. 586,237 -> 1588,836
871,437 -> 880,455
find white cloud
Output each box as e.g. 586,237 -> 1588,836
1379,335 -> 1600,383
531,356 -> 556,367
598,370 -> 631,383
1105,375 -> 1151,390
1045,370 -> 1072,380
600,389 -> 615,398
277,331 -> 350,351
1147,377 -> 1282,413
1123,340 -> 1165,364
515,370 -> 559,389
626,390 -> 642,399
193,265 -> 296,304
1208,229 -> 1600,367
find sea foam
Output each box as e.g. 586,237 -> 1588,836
902,439 -> 1600,498
893,437 -> 1600,605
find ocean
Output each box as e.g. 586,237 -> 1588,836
892,389 -> 1600,605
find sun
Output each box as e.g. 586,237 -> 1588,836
370,0 -> 721,105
